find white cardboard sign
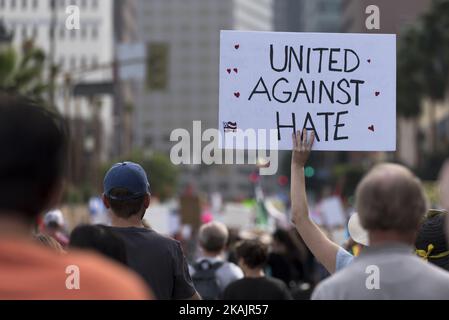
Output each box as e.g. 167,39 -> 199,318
219,30 -> 396,151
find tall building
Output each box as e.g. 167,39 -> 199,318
302,0 -> 342,32
273,0 -> 303,32
1,0 -> 115,186
123,0 -> 276,199
273,0 -> 341,33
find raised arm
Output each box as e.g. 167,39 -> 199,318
291,129 -> 342,274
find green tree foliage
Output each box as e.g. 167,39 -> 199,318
398,0 -> 449,118
0,40 -> 49,103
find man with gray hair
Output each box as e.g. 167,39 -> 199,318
190,222 -> 243,299
312,160 -> 449,299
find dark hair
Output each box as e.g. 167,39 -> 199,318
0,94 -> 68,220
236,239 -> 268,269
198,222 -> 229,253
107,188 -> 146,219
415,209 -> 449,271
70,225 -> 127,265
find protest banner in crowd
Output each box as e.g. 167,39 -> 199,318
219,30 -> 396,151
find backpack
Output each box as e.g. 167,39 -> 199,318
192,260 -> 224,300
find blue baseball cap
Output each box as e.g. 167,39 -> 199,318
103,162 -> 150,200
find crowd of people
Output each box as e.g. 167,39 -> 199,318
1,93 -> 449,300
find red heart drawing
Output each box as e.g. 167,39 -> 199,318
233,68 -> 238,74
375,91 -> 380,96
235,44 -> 240,49
367,59 -> 371,63
234,92 -> 240,98
226,69 -> 231,74
368,125 -> 375,132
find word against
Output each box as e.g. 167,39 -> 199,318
170,121 -> 279,175
365,265 -> 380,290
366,5 -> 380,30
219,30 -> 396,151
66,5 -> 81,30
65,265 -> 80,290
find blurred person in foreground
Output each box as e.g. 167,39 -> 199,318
70,225 -> 127,265
0,94 -> 151,299
223,239 -> 292,300
190,222 -> 243,299
290,130 -> 449,299
102,162 -> 200,300
291,130 -> 449,275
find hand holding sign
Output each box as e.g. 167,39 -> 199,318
219,31 -> 396,151
292,129 -> 315,167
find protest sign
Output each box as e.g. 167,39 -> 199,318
318,196 -> 347,228
219,30 -> 396,151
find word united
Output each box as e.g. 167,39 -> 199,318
248,45 -> 366,142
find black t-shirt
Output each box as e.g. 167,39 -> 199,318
109,227 -> 196,300
223,277 -> 293,300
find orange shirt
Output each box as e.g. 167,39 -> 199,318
0,238 -> 153,300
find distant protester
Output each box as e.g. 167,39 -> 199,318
70,225 -> 127,265
103,162 -> 200,300
267,228 -> 309,288
190,222 -> 243,300
41,209 -> 69,248
0,94 -> 151,299
223,239 -> 292,300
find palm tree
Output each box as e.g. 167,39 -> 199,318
418,1 -> 449,152
0,39 -> 49,105
398,0 -> 449,152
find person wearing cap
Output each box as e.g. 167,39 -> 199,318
102,162 -> 200,300
0,94 -> 151,300
291,130 -> 449,299
41,209 -> 69,248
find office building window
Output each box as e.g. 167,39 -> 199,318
91,26 -> 98,39
59,56 -> 65,69
21,25 -> 27,39
80,56 -> 87,69
32,0 -> 37,9
70,56 -> 76,69
32,25 -> 38,38
21,0 -> 27,9
91,56 -> 98,68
